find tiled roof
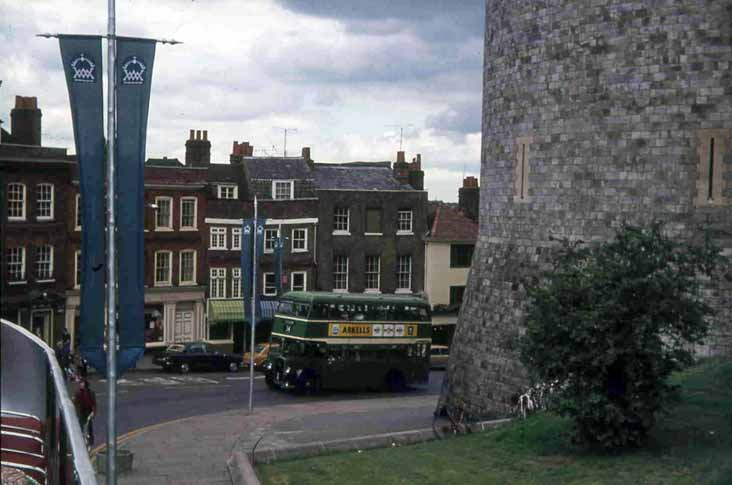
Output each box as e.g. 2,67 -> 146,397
246,157 -> 312,180
209,163 -> 242,182
429,204 -> 478,242
313,163 -> 409,191
146,157 -> 183,167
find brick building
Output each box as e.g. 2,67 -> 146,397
313,151 -> 427,294
1,96 -> 75,346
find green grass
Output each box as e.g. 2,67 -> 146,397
258,358 -> 732,485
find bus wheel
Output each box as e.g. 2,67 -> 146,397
385,370 -> 406,392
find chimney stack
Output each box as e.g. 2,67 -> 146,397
407,153 -> 424,190
185,128 -> 211,167
10,96 -> 42,146
459,176 -> 480,222
230,141 -> 254,164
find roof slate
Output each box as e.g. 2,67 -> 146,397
313,163 -> 409,191
245,157 -> 312,180
429,204 -> 478,242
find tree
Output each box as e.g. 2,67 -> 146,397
520,223 -> 725,448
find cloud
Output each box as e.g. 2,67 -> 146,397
0,0 -> 484,202
426,101 -> 482,136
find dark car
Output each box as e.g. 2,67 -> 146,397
154,342 -> 243,373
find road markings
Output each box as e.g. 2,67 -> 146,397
226,375 -> 266,381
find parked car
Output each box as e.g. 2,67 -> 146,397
154,342 -> 243,373
242,343 -> 278,369
430,345 -> 449,369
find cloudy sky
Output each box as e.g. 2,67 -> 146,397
0,0 -> 484,201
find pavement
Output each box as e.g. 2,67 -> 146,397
93,392 -> 443,485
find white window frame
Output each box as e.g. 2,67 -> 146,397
75,194 -> 82,231
291,228 -> 308,253
155,196 -> 173,231
217,184 -> 238,199
74,250 -> 81,289
333,255 -> 349,292
35,245 -> 54,282
36,183 -> 54,220
264,228 -> 279,254
210,227 -> 228,250
180,197 -> 198,230
396,255 -> 412,293
365,255 -> 381,292
397,209 -> 413,235
290,271 -> 307,292
179,249 -> 197,286
231,268 -> 241,298
7,183 -> 26,221
209,267 -> 227,299
333,208 -> 350,235
262,272 -> 277,296
7,247 -> 26,284
272,180 -> 295,200
232,227 -> 242,250
154,250 -> 173,286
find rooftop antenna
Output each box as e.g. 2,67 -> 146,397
273,127 -> 298,157
385,124 -> 414,151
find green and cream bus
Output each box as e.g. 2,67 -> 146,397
264,292 -> 432,392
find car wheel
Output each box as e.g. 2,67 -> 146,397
228,361 -> 239,373
180,363 -> 190,374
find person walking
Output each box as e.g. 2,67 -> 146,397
74,378 -> 96,445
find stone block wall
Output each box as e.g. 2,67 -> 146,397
442,0 -> 732,419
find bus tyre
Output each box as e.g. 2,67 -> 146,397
265,373 -> 276,389
385,370 -> 406,392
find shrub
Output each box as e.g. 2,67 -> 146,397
520,223 -> 725,448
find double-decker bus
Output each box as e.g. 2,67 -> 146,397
264,292 -> 432,392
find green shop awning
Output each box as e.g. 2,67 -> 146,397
209,300 -> 245,323
208,299 -> 279,324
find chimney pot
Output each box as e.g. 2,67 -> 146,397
302,146 -> 311,160
203,130 -> 208,141
195,130 -> 201,140
396,151 -> 405,164
189,129 -> 194,140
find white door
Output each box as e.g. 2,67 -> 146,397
174,308 -> 194,342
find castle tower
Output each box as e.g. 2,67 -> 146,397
441,0 -> 732,418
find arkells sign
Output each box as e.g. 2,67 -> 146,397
328,323 -> 418,338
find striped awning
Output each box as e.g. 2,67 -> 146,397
208,299 -> 279,324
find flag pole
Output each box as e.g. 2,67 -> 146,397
248,196 -> 258,413
106,0 -> 118,482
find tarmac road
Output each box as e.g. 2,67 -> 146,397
89,369 -> 446,447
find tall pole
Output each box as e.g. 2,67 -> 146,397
248,196 -> 258,413
106,0 -> 118,482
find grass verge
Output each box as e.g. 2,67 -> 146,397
258,358 -> 732,485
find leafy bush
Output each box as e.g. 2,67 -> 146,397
520,223 -> 725,448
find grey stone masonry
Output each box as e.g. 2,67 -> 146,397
442,0 -> 732,419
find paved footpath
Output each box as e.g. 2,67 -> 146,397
95,394 -> 439,484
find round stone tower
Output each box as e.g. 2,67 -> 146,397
441,0 -> 732,418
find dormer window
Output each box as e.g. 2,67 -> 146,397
272,180 -> 294,200
218,185 -> 238,199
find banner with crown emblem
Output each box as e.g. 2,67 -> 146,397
58,35 -> 107,372
115,37 -> 156,373
240,218 -> 267,325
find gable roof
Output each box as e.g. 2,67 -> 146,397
429,204 -> 478,242
313,163 -> 410,191
245,157 -> 312,180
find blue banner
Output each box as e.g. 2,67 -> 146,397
115,37 -> 156,373
241,219 -> 254,322
58,35 -> 106,372
274,237 -> 283,295
255,220 -> 265,322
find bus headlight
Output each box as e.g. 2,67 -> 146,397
285,367 -> 292,375
264,362 -> 273,370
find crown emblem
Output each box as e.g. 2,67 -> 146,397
121,56 -> 146,85
71,54 -> 96,83
244,225 -> 251,235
